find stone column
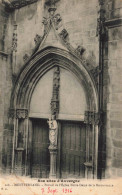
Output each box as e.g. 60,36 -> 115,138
49,148 -> 57,178
14,108 -> 28,175
84,111 -> 100,179
48,118 -> 58,178
48,66 -> 60,178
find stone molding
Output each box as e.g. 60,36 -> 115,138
105,18 -> 122,28
8,108 -> 16,118
23,53 -> 30,62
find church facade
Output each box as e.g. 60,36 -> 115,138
0,0 -> 122,179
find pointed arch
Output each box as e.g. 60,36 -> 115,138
11,46 -> 98,112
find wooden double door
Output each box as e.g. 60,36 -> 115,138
30,119 -> 86,178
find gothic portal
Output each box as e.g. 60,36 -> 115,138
1,0 -> 122,180
9,46 -> 98,179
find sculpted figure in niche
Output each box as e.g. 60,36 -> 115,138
47,115 -> 58,149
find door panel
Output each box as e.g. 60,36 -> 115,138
61,121 -> 86,178
31,119 -> 50,178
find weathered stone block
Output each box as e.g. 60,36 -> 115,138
111,85 -> 122,93
110,120 -> 122,129
113,139 -> 122,148
110,112 -> 122,121
113,148 -> 122,159
90,29 -> 96,37
108,41 -> 118,59
106,146 -> 112,158
112,159 -> 122,169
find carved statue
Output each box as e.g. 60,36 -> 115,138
47,117 -> 58,148
84,111 -> 100,125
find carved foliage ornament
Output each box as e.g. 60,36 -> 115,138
23,54 -> 29,62
84,111 -> 100,125
8,109 -> 28,119
75,45 -> 86,57
52,13 -> 62,30
51,66 -> 60,118
42,17 -> 51,35
59,29 -> 68,40
16,109 -> 28,119
96,0 -> 107,39
42,13 -> 62,34
12,31 -> 17,52
34,34 -> 42,45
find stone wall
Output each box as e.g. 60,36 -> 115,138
0,3 -> 9,173
106,25 -> 122,178
0,2 -> 16,174
104,0 -> 122,178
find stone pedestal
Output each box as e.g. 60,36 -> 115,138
49,147 -> 57,178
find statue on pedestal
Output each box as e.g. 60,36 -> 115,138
47,115 -> 58,149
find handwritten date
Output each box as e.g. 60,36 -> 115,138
41,187 -> 72,195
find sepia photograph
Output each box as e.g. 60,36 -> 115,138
0,0 -> 122,194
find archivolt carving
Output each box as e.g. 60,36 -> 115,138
11,47 -> 98,113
